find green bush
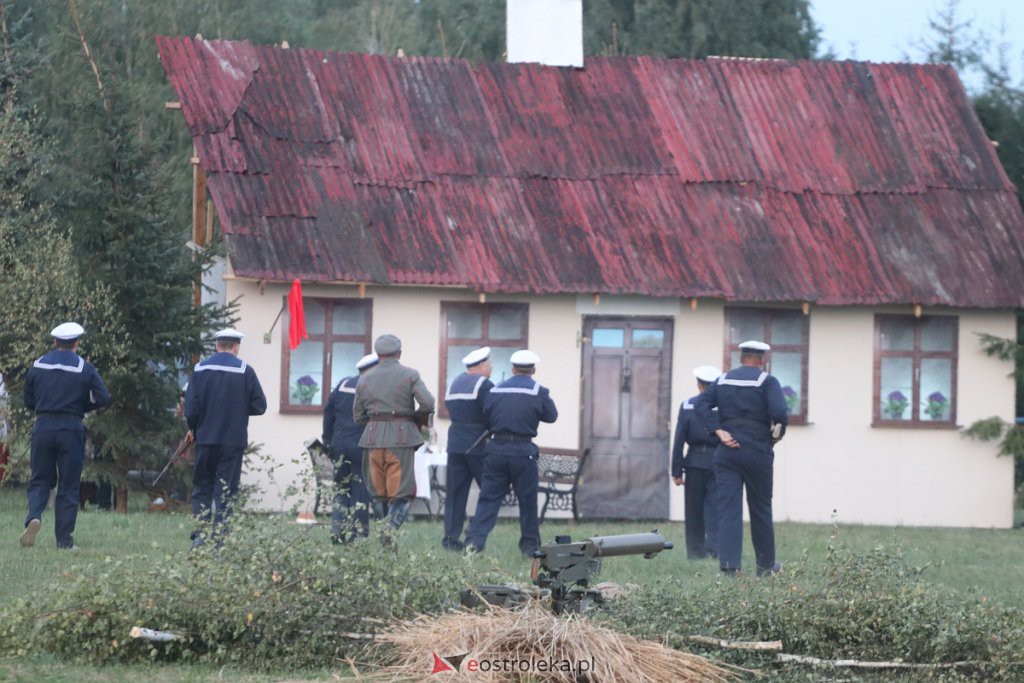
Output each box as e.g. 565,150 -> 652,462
4,518 -> 1023,679
600,537 -> 1024,680
0,511 -> 501,669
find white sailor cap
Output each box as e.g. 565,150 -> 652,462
356,353 -> 379,370
693,365 -> 722,384
214,328 -> 245,342
51,322 -> 85,340
510,349 -> 540,367
738,340 -> 771,353
462,346 -> 491,367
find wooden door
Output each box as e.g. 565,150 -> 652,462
578,317 -> 672,519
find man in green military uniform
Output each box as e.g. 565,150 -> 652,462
353,334 -> 435,535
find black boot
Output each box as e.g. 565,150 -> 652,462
371,499 -> 388,520
386,498 -> 411,531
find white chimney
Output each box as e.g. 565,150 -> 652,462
507,0 -> 583,68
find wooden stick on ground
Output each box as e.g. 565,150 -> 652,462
686,635 -> 783,651
777,653 -> 1021,670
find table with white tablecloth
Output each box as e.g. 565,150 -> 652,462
413,444 -> 448,512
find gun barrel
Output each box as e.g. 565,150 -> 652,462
583,533 -> 672,558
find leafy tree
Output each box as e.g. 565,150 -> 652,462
0,2 -> 119,438
601,0 -> 822,59
974,27 -> 1024,210
7,0 -> 232,507
910,1 -> 1024,508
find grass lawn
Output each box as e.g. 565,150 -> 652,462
1,486 -> 1022,681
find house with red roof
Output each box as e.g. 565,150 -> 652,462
157,9 -> 1024,527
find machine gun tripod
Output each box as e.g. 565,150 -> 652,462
461,531 -> 673,615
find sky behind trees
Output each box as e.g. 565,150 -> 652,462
814,0 -> 1024,89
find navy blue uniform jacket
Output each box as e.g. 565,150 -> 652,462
693,366 -> 788,455
23,349 -> 110,432
445,372 -> 494,454
323,375 -> 364,457
671,394 -> 720,477
185,352 -> 267,447
483,375 -> 558,458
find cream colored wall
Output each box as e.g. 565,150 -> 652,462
228,277 -> 1016,528
227,280 -> 582,512
779,307 -> 1016,528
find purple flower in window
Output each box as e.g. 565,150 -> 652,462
925,391 -> 949,420
291,375 -> 319,404
884,390 -> 909,419
782,385 -> 799,413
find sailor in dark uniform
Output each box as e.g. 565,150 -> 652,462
20,322 -> 110,549
694,341 -> 788,576
441,346 -> 494,551
465,350 -> 558,557
322,352 -> 378,544
671,365 -> 722,560
184,328 -> 267,547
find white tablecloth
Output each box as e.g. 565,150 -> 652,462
414,444 -> 448,500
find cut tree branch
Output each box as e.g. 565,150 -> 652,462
777,653 -> 1024,670
686,635 -> 783,651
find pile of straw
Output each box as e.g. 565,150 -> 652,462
374,604 -> 732,682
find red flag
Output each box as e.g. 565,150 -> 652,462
287,278 -> 308,350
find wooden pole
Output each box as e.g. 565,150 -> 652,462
192,145 -> 207,309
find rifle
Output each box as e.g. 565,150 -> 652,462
465,429 -> 492,454
152,432 -> 194,487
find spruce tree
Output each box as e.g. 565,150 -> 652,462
0,2 -> 118,439
29,1 -> 232,508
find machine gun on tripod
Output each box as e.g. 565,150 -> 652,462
461,531 -> 673,615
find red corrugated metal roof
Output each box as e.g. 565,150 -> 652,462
156,36 -> 1024,307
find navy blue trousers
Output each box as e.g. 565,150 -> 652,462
684,466 -> 720,559
465,452 -> 539,554
332,447 -> 372,541
714,448 -> 775,572
26,430 -> 84,548
191,444 -> 244,535
442,450 -> 484,547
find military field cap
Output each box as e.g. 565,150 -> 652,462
51,322 -> 85,340
693,365 -> 722,383
374,334 -> 402,355
738,340 -> 771,352
214,328 -> 245,342
356,353 -> 379,370
510,349 -> 540,367
462,346 -> 491,367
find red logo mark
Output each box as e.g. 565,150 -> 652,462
431,652 -> 469,674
